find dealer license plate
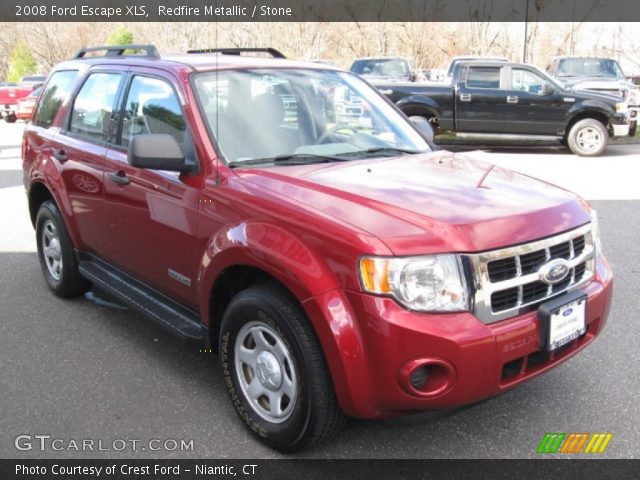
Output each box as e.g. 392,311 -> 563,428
548,298 -> 586,350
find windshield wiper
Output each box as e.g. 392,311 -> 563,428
228,153 -> 351,168
342,147 -> 423,158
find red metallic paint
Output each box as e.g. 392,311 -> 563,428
22,55 -> 614,419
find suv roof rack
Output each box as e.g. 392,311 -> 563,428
186,48 -> 286,59
73,45 -> 160,59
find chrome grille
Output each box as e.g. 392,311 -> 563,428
465,223 -> 596,323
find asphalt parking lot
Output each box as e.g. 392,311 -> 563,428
1,122 -> 639,459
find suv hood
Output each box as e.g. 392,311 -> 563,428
236,151 -> 591,254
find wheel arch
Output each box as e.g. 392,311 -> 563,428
28,181 -> 55,227
396,96 -> 441,122
565,109 -> 610,138
198,223 -> 373,417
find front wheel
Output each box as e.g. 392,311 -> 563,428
629,121 -> 637,137
566,118 -> 608,157
4,113 -> 17,123
219,285 -> 345,452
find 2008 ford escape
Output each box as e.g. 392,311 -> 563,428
22,45 -> 613,451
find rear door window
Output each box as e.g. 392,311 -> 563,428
69,72 -> 122,143
466,67 -> 501,89
33,70 -> 79,128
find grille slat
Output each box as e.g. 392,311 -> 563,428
484,233 -> 591,314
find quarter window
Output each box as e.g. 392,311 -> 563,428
120,76 -> 185,147
466,67 -> 501,89
33,70 -> 79,129
69,72 -> 122,142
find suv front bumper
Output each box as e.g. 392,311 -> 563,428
310,254 -> 612,419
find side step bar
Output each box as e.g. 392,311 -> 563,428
78,253 -> 204,341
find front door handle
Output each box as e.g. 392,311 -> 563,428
53,149 -> 68,163
460,93 -> 472,102
507,95 -> 519,104
108,171 -> 130,186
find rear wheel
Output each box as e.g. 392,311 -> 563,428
219,285 -> 345,452
36,201 -> 89,297
566,118 -> 608,157
629,121 -> 637,137
4,113 -> 17,123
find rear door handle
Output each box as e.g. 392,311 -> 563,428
53,149 -> 68,163
507,96 -> 519,104
108,171 -> 130,186
459,93 -> 472,102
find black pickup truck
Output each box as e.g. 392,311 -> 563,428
374,61 -> 630,156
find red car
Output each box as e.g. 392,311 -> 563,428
0,75 -> 45,123
22,45 -> 613,451
16,87 -> 41,121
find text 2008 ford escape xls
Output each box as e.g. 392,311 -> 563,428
22,45 -> 613,452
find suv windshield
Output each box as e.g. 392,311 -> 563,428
193,69 -> 430,166
557,58 -> 625,78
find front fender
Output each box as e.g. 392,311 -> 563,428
566,101 -> 615,125
197,220 -> 372,417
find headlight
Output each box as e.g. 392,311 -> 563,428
359,254 -> 468,312
590,209 -> 602,256
615,102 -> 628,114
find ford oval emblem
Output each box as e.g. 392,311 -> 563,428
562,308 -> 573,317
538,258 -> 571,285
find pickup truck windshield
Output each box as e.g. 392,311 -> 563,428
350,59 -> 411,80
194,68 -> 430,166
557,58 -> 625,78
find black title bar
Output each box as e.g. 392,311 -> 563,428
2,0 -> 640,22
1,459 -> 639,480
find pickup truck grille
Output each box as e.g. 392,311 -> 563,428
465,224 -> 596,323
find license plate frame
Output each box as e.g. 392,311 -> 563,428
538,290 -> 588,351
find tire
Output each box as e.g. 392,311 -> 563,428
4,113 -> 17,123
35,200 -> 89,297
629,121 -> 637,137
219,285 -> 346,452
566,118 -> 608,157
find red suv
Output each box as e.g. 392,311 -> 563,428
22,45 -> 613,452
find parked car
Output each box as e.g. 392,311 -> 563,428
546,56 -> 640,136
350,57 -> 425,82
23,45 -> 612,451
374,60 -> 630,156
0,75 -> 46,123
16,87 -> 41,121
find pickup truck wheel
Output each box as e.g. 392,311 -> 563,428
4,113 -> 17,123
219,285 -> 345,452
567,118 -> 608,157
36,201 -> 89,297
629,121 -> 637,137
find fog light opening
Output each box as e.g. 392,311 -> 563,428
400,359 -> 456,398
410,366 -> 429,390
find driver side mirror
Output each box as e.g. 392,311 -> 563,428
128,134 -> 193,172
409,116 -> 435,143
540,83 -> 555,96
